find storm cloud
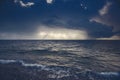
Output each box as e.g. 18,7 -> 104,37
0,0 -> 120,39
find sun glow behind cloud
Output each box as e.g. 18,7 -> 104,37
0,27 -> 88,40
37,27 -> 88,40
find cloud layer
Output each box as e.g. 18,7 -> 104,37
0,0 -> 120,40
90,1 -> 120,32
0,27 -> 88,40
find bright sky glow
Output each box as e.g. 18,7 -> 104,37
37,27 -> 88,40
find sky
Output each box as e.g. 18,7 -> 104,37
0,0 -> 120,40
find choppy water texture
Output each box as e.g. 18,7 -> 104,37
0,40 -> 120,80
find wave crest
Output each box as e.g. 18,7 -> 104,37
0,59 -> 120,80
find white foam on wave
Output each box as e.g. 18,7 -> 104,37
0,59 -> 71,78
0,59 -> 17,64
0,59 -> 119,79
0,59 -> 46,68
48,69 -> 70,78
19,60 -> 46,68
99,72 -> 119,76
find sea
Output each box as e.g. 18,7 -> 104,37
0,40 -> 120,80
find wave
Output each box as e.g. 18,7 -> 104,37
0,59 -> 17,63
0,59 -> 45,68
0,59 -> 70,78
0,59 -> 120,80
99,72 -> 119,76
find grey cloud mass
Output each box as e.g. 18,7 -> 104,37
90,1 -> 120,32
0,0 -> 120,39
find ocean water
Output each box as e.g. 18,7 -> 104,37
0,40 -> 120,80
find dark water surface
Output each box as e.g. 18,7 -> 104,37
0,40 -> 120,80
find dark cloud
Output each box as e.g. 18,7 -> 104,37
0,0 -> 5,4
0,0 -> 120,39
90,1 -> 120,38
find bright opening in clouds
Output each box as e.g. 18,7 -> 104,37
37,27 -> 88,40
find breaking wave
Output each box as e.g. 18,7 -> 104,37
0,59 -> 120,80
